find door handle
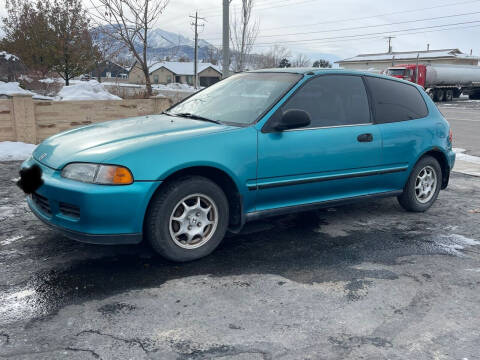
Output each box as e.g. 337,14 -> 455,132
357,133 -> 373,142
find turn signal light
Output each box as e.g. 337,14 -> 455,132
448,129 -> 453,144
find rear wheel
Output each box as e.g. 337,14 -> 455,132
445,89 -> 453,102
145,176 -> 229,262
397,156 -> 442,212
437,89 -> 445,102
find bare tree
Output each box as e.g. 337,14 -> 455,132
230,0 -> 259,72
256,45 -> 291,69
292,53 -> 311,67
89,0 -> 169,96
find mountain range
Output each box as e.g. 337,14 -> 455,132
95,26 -> 217,62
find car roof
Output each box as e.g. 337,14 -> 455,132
247,67 -> 420,87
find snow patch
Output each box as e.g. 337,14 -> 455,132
56,80 -> 121,101
0,51 -> 19,61
453,148 -> 480,165
0,235 -> 23,246
434,234 -> 480,256
152,82 -> 200,93
0,141 -> 36,161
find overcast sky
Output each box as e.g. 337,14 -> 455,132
2,0 -> 480,61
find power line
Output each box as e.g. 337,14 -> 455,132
208,19 -> 480,47
216,23 -> 480,48
202,10 -> 480,41
199,0 -> 323,17
202,0 -> 480,33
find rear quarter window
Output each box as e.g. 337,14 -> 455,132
366,76 -> 428,123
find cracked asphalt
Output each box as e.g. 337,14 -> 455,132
1,159 -> 480,359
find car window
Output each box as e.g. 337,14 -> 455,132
280,75 -> 371,128
366,76 -> 428,123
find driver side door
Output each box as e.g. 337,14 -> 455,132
254,74 -> 387,213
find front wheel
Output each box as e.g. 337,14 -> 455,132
145,176 -> 229,262
397,156 -> 442,212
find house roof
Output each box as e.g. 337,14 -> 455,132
146,61 -> 221,75
336,48 -> 479,64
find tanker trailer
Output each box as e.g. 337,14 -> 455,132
385,64 -> 480,101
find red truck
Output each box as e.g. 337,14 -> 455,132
385,64 -> 480,101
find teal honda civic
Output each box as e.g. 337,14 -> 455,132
18,68 -> 455,262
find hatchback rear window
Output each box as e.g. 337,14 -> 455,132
366,77 -> 428,123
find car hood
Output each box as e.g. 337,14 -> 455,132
33,114 -> 234,169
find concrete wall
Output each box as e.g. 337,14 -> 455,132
339,58 -> 479,73
0,95 -> 171,144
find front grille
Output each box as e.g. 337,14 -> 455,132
59,202 -> 80,219
32,193 -> 51,215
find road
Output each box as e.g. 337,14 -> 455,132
1,164 -> 480,359
437,98 -> 480,156
1,99 -> 480,359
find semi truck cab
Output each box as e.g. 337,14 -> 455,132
385,64 -> 427,88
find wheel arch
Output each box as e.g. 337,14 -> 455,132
414,147 -> 450,189
145,165 -> 244,233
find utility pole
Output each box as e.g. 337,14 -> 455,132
385,36 -> 395,53
190,11 -> 206,89
222,0 -> 230,78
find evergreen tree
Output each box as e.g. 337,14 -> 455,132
1,0 -> 57,77
312,59 -> 332,68
279,58 -> 291,68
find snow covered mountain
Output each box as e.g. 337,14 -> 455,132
94,26 -> 217,62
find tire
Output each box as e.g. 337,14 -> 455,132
437,89 -> 445,102
445,90 -> 453,102
397,156 -> 442,212
145,176 -> 229,262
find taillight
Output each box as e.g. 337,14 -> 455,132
448,129 -> 453,144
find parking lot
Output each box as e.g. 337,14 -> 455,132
1,100 -> 480,360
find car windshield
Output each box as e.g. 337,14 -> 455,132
167,72 -> 302,126
387,68 -> 406,76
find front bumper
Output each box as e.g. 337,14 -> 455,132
23,158 -> 161,245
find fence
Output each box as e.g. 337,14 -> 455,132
0,94 -> 172,144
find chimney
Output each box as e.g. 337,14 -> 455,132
427,43 -> 430,51
471,49 -> 473,56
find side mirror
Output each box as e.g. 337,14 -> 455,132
273,109 -> 311,131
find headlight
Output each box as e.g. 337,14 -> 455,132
61,163 -> 133,185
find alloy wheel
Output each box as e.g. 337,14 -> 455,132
415,165 -> 437,204
169,193 -> 218,249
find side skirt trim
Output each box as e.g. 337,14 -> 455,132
245,190 -> 403,222
248,166 -> 408,191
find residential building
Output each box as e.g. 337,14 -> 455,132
129,61 -> 222,87
336,48 -> 479,73
89,60 -> 128,81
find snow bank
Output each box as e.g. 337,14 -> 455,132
56,80 -> 121,101
0,82 -> 35,96
0,141 -> 36,161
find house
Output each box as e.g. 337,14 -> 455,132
129,61 -> 222,87
336,48 -> 479,73
0,51 -> 26,82
89,60 -> 128,81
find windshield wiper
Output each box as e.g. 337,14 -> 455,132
170,112 -> 222,124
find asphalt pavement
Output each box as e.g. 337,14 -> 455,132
437,98 -> 480,156
1,99 -> 480,359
